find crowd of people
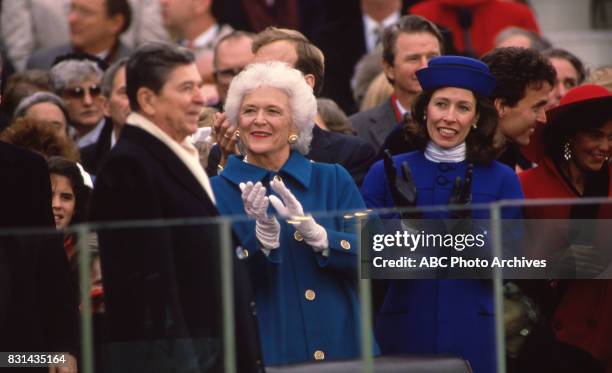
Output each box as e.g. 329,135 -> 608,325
1,0 -> 612,372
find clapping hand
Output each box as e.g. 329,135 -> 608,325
449,163 -> 473,219
240,181 -> 280,250
269,178 -> 328,251
383,149 -> 419,218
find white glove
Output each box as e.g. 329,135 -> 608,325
269,178 -> 328,251
240,181 -> 280,250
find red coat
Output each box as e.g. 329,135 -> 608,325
409,0 -> 540,56
520,157 -> 612,371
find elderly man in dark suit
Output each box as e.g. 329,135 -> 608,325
26,0 -> 132,70
0,55 -> 79,372
90,43 -> 263,372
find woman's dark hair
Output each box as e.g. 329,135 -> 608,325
408,88 -> 504,164
0,118 -> 79,161
47,156 -> 91,226
542,113 -> 611,164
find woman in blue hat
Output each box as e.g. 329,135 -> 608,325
361,56 -> 524,372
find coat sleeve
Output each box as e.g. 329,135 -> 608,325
360,159 -> 392,210
499,166 -> 525,219
312,164 -> 368,278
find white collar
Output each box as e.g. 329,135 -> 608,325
424,141 -> 466,163
184,23 -> 220,49
395,99 -> 408,118
362,11 -> 400,53
77,118 -> 106,148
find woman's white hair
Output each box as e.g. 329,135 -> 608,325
224,61 -> 317,155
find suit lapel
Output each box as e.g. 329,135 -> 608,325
368,98 -> 399,147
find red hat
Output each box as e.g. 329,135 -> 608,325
546,84 -> 612,129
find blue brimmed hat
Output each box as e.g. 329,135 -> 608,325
416,55 -> 496,96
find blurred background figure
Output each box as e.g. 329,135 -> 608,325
50,57 -> 106,148
543,48 -> 587,109
587,65 -> 612,92
360,71 -> 394,112
409,0 -> 540,57
81,58 -> 130,174
2,0 -> 169,71
0,69 -> 52,129
26,0 -> 133,70
212,30 -> 255,109
315,98 -> 355,135
14,91 -> 70,139
494,26 -> 551,50
160,0 -> 233,104
351,48 -> 386,110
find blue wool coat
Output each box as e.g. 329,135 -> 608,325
211,151 -> 366,366
361,150 -> 524,373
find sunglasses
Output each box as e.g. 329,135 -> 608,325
63,84 -> 102,99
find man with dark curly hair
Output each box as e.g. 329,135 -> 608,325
482,47 -> 556,170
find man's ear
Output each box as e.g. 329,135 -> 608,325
137,87 -> 156,116
494,98 -> 506,118
108,14 -> 125,37
382,59 -> 394,83
303,74 -> 315,90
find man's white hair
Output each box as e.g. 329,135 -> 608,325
224,61 -> 316,155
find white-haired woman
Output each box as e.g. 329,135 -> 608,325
211,61 -> 368,366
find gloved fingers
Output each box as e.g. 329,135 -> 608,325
240,181 -> 254,200
252,189 -> 269,214
271,178 -> 304,215
400,161 -> 414,185
269,194 -> 290,218
382,149 -> 397,181
452,176 -> 462,194
245,182 -> 262,206
462,164 -> 473,202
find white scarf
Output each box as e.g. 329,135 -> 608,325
127,113 -> 216,205
424,141 -> 466,163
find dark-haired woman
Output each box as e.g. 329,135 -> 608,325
48,156 -> 92,258
519,84 -> 612,371
361,56 -> 523,373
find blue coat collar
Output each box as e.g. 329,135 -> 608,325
220,151 -> 313,188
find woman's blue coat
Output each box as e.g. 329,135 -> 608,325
361,150 -> 524,373
211,151 -> 367,366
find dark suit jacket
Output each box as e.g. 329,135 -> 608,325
307,125 -> 376,186
80,117 -> 113,175
91,125 -> 263,372
349,98 -> 398,154
0,141 -> 79,355
26,41 -> 132,70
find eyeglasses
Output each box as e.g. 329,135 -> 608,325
62,84 -> 102,99
214,67 -> 244,80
